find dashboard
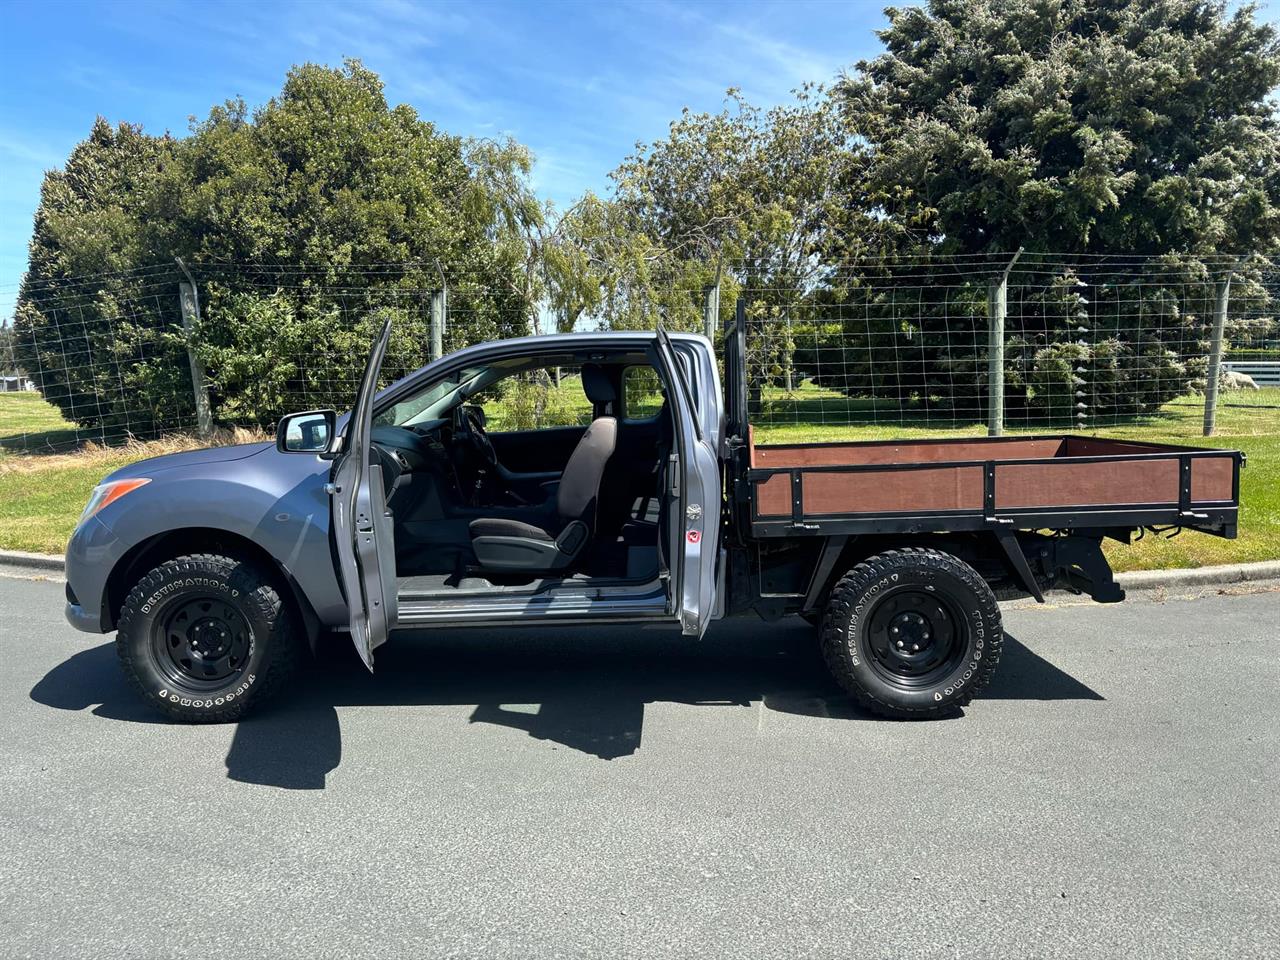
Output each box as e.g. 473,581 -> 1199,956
370,420 -> 458,501
371,420 -> 445,466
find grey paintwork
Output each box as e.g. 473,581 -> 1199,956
331,314 -> 397,667
63,330 -> 723,645
64,440 -> 346,632
655,331 -> 723,637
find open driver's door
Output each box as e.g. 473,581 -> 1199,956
654,328 -> 722,638
330,315 -> 398,670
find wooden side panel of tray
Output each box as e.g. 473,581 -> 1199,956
748,432 -> 1239,519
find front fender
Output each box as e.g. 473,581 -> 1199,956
66,451 -> 345,633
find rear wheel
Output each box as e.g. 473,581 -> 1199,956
820,547 -> 1002,719
115,553 -> 302,723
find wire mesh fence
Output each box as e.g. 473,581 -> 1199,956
2,254 -> 1278,454
1,262 -> 530,452
742,255 -> 1280,435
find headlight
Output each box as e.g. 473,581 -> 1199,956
79,478 -> 150,523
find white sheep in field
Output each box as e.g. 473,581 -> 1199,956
1186,370 -> 1263,395
1221,370 -> 1261,391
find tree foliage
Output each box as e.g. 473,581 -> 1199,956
15,3 -> 1280,434
841,0 -> 1280,255
588,87 -> 861,392
805,0 -> 1280,420
603,88 -> 858,327
13,119 -> 192,432
16,61 -> 532,430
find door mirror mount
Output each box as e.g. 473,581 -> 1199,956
276,409 -> 338,456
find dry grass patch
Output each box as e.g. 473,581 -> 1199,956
0,427 -> 269,475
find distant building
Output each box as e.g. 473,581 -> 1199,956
0,375 -> 34,392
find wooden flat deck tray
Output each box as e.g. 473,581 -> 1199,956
745,432 -> 1241,537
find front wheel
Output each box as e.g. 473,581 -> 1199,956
115,553 -> 302,723
820,547 -> 1002,719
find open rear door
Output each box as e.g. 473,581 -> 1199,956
330,316 -> 398,669
654,329 -> 721,638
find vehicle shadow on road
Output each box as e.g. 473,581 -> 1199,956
30,622 -> 1101,790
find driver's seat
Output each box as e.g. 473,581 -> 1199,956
468,365 -> 618,573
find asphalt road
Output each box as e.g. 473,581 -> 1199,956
0,570 -> 1277,960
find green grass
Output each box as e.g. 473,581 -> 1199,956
0,451 -> 143,554
1,386 -> 1276,571
0,391 -> 81,453
0,394 -> 261,554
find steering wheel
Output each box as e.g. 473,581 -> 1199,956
455,404 -> 499,469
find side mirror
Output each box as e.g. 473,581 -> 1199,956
276,409 -> 337,455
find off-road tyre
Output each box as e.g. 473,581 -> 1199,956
116,553 -> 302,723
820,547 -> 1002,719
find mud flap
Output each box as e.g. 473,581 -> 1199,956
994,529 -> 1045,603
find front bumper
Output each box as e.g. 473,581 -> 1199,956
63,514 -> 120,634
64,601 -> 103,633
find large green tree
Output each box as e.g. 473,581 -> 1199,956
13,119 -> 191,434
601,87 -> 861,391
805,0 -> 1280,422
16,60 -> 533,432
842,0 -> 1280,254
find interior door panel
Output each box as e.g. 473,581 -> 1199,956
331,314 -> 397,669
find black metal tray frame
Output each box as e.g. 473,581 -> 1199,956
743,437 -> 1242,540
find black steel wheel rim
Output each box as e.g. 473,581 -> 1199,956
152,594 -> 253,690
863,585 -> 967,689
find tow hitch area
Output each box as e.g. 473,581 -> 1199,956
1039,534 -> 1126,603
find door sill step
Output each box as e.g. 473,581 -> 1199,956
395,591 -> 671,626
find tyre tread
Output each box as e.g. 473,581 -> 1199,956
819,547 -> 1003,719
115,552 -> 301,723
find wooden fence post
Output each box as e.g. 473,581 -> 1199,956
702,280 -> 720,343
987,247 -> 1024,437
1203,266 -> 1235,437
175,258 -> 213,439
430,261 -> 447,361
429,290 -> 446,361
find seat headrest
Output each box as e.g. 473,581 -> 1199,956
580,364 -> 617,408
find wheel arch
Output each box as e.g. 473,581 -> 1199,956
805,531 -> 1031,613
103,527 -> 323,648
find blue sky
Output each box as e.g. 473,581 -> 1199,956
0,0 -> 888,318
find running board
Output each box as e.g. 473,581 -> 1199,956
394,591 -> 672,628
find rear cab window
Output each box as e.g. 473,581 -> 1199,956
622,366 -> 665,422
473,365 -> 595,432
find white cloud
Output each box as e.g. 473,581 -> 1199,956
0,131 -> 64,169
